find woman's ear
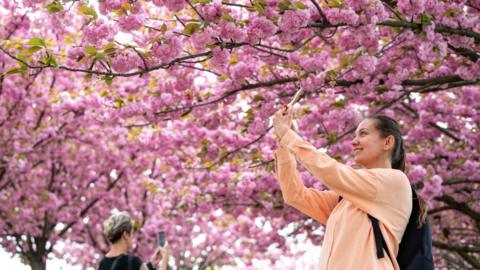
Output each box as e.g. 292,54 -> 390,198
384,135 -> 395,150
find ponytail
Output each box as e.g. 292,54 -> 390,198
417,196 -> 428,228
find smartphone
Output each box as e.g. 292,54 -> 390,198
157,231 -> 165,247
288,89 -> 304,107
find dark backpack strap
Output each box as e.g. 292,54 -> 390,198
128,255 -> 133,270
110,256 -> 121,270
368,215 -> 392,262
339,197 -> 394,264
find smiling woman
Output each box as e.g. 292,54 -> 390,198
352,116 -> 403,171
354,115 -> 428,227
272,107 -> 432,270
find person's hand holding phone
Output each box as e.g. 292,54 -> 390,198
272,89 -> 302,141
150,245 -> 170,270
273,106 -> 293,141
148,231 -> 170,270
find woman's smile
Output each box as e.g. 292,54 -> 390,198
353,148 -> 363,155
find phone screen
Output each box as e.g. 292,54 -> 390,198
157,231 -> 165,247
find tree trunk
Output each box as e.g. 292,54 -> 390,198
28,255 -> 46,270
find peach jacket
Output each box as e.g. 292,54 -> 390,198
275,130 -> 412,270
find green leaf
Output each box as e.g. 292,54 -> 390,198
294,1 -> 308,9
200,138 -> 209,153
79,5 -> 97,19
47,55 -> 58,67
84,46 -> 97,56
330,0 -> 344,8
4,67 -> 23,75
326,133 -> 337,144
252,94 -> 266,102
114,98 -> 125,108
375,85 -> 388,94
245,108 -> 254,122
104,75 -> 114,86
330,100 -> 345,109
47,2 -> 64,14
325,70 -> 337,81
420,13 -> 431,25
446,9 -> 456,17
26,38 -> 46,47
254,2 -> 266,15
20,46 -> 43,56
160,23 -> 168,34
102,43 -> 117,55
18,56 -> 28,69
278,0 -> 292,12
94,53 -> 105,60
191,0 -> 212,4
183,23 -> 201,35
221,13 -> 235,22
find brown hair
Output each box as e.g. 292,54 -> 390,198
367,114 -> 427,227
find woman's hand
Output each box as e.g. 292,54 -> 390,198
150,244 -> 170,270
272,105 -> 293,141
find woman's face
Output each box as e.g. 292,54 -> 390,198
351,119 -> 391,168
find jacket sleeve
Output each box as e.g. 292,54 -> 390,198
279,129 -> 381,214
275,146 -> 339,225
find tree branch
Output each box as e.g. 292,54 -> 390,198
153,77 -> 299,115
436,194 -> 480,223
56,172 -> 124,238
457,251 -> 480,269
433,240 -> 480,253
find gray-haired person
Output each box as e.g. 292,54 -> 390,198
98,212 -> 169,270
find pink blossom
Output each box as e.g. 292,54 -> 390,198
152,0 -> 187,12
456,63 -> 480,80
151,35 -> 182,63
420,175 -> 443,201
299,52 -> 328,72
66,47 -> 85,61
111,51 -> 142,73
82,20 -> 117,46
99,0 -> 127,14
407,165 -> 427,184
190,28 -> 216,51
352,55 -> 378,78
247,17 -> 277,43
461,86 -> 480,106
398,0 -> 426,18
220,22 -> 247,42
118,14 -> 143,32
200,0 -> 223,21
230,63 -> 254,85
325,8 -> 359,26
159,92 -> 174,105
278,10 -> 310,33
210,47 -> 229,72
248,118 -> 268,135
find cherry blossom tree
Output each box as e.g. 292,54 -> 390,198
1,0 -> 479,269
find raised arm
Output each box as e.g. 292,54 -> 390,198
275,146 -> 339,225
279,129 -> 380,213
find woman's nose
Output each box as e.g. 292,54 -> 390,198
351,137 -> 359,147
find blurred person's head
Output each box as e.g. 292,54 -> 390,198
103,211 -> 134,250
